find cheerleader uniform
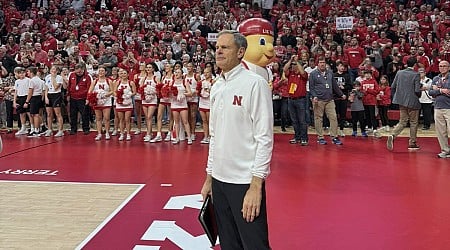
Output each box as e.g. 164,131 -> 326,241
170,79 -> 188,112
134,75 -> 145,103
141,76 -> 158,107
92,79 -> 112,110
160,76 -> 174,106
185,74 -> 199,104
198,79 -> 212,112
115,81 -> 134,112
44,74 -> 63,108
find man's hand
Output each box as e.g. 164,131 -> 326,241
200,175 -> 212,201
242,177 -> 263,223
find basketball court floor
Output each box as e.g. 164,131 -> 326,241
0,127 -> 449,250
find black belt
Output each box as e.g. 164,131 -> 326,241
288,96 -> 305,100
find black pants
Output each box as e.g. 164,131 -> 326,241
272,98 -> 289,129
5,100 -> 19,128
378,105 -> 390,127
352,110 -> 366,133
364,105 -> 378,130
421,103 -> 433,128
69,98 -> 90,132
212,178 -> 270,250
335,99 -> 348,130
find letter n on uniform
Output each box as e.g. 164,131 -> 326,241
233,95 -> 243,106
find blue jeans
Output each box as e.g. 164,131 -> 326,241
288,97 -> 308,141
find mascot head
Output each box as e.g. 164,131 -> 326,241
238,18 -> 275,68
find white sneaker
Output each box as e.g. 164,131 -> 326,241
201,138 -> 209,144
15,128 -> 28,136
143,135 -> 151,142
95,134 -> 102,141
105,133 -> 111,140
172,139 -> 179,144
190,134 -> 196,141
126,134 -> 131,141
134,130 -> 141,135
54,130 -> 64,137
164,132 -> 171,142
118,134 -> 124,141
44,130 -> 53,137
339,130 -> 345,137
187,139 -> 193,145
150,135 -> 162,143
111,130 -> 118,136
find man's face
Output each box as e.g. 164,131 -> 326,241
439,62 -> 449,74
215,33 -> 244,73
317,60 -> 326,71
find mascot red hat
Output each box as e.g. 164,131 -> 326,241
238,18 -> 274,37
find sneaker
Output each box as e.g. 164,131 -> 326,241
339,130 -> 345,137
385,126 -> 390,132
118,134 -> 124,141
281,127 -> 286,132
54,131 -> 64,137
200,138 -> 209,144
83,130 -> 90,135
361,132 -> 368,137
373,130 -> 381,138
187,139 -> 193,145
69,131 -> 76,135
407,144 -> 420,150
27,132 -> 39,138
422,126 -> 430,130
105,133 -> 111,140
126,134 -> 131,141
387,135 -> 394,151
300,139 -> 308,146
111,130 -> 118,136
172,139 -> 179,144
143,135 -> 151,142
15,128 -> 28,136
150,135 -> 162,143
317,138 -> 327,145
44,130 -> 53,137
332,137 -> 343,145
437,151 -> 450,158
164,132 -> 171,142
190,134 -> 196,141
95,134 -> 102,141
134,130 -> 141,135
289,138 -> 298,144
351,131 -> 357,137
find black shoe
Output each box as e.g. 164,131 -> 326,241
281,127 -> 286,132
6,129 -> 12,134
300,139 -> 308,146
69,131 -> 76,135
83,130 -> 90,135
422,127 -> 430,130
289,138 -> 298,144
408,144 -> 420,150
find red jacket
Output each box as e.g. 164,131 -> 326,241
378,86 -> 391,106
67,71 -> 93,100
361,78 -> 380,105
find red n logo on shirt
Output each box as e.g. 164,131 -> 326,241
99,84 -> 105,90
233,95 -> 243,106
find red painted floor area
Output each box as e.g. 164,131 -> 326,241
1,132 -> 450,249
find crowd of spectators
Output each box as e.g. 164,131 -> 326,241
0,0 -> 449,133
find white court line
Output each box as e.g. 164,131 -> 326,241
0,180 -> 145,250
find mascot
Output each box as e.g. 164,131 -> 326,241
238,18 -> 275,85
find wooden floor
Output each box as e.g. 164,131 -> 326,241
0,126 -> 449,249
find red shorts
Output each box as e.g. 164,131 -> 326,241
171,108 -> 188,112
199,108 -> 210,112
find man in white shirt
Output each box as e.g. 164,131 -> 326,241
200,30 -> 273,249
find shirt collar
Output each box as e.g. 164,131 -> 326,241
220,63 -> 244,81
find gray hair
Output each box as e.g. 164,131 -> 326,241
217,30 -> 247,51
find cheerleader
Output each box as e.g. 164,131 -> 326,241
109,67 -> 120,136
132,63 -> 146,135
43,66 -> 64,137
152,63 -> 174,142
141,63 -> 160,142
198,67 -> 213,144
114,68 -> 136,141
88,66 -> 114,140
171,68 -> 193,144
184,62 -> 201,141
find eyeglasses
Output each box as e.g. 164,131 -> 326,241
439,65 -> 449,68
